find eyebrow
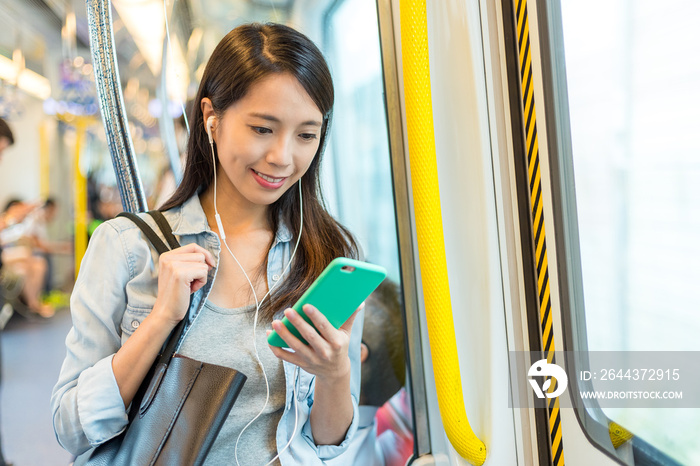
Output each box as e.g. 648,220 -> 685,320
249,112 -> 322,127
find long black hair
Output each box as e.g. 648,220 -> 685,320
160,23 -> 358,320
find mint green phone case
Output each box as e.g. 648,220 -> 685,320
267,257 -> 387,347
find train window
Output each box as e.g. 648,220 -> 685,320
323,0 -> 400,282
323,1 -> 414,463
556,0 -> 700,463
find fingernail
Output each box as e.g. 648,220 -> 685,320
304,305 -> 314,315
360,302 -> 365,310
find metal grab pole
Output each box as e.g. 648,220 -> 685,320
85,0 -> 147,213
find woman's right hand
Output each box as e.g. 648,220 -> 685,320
151,243 -> 216,327
112,243 -> 215,408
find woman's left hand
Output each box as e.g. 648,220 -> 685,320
267,303 -> 363,382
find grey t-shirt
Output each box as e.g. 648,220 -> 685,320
177,300 -> 285,466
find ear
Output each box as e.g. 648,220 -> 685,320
200,98 -> 216,138
360,343 -> 369,363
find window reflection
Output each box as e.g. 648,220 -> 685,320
561,0 -> 700,463
324,0 -> 400,283
323,1 -> 413,464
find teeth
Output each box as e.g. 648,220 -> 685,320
255,170 -> 284,183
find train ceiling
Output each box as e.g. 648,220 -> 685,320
0,0 -> 302,94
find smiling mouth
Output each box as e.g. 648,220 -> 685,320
253,170 -> 286,183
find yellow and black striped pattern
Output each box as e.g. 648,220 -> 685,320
513,0 -> 565,465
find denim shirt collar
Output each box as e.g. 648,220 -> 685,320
169,193 -> 211,236
169,193 -> 293,246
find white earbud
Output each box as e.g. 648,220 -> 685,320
207,115 -> 225,239
206,116 -> 215,144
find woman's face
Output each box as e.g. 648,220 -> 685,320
203,73 -> 323,208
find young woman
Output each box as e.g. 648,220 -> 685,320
51,23 -> 364,465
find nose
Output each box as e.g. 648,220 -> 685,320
265,135 -> 293,168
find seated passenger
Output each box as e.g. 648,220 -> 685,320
0,199 -> 54,318
22,198 -> 72,294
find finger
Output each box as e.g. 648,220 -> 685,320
162,252 -> 215,272
266,328 -> 296,358
174,243 -> 216,267
168,253 -> 212,265
183,264 -> 210,289
339,302 -> 365,333
268,342 -> 303,366
190,276 -> 208,293
284,308 -> 326,350
187,263 -> 210,279
271,318 -> 314,356
301,304 -> 338,341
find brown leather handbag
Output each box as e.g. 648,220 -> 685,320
76,211 -> 246,466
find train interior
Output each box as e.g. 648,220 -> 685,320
0,0 -> 698,465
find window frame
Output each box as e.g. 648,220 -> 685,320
535,1 -> 687,465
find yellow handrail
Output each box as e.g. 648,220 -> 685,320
399,1 -> 487,464
609,421 -> 633,449
73,119 -> 88,278
39,121 -> 50,200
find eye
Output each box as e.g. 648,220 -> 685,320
299,133 -> 318,141
251,126 -> 272,135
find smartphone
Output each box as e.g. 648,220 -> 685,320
267,257 -> 387,347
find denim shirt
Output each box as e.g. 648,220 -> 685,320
50,194 -> 364,464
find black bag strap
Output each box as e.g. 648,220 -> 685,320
115,211 -> 189,363
116,210 -> 197,420
116,212 -> 170,255
147,210 -> 180,250
114,210 -> 219,422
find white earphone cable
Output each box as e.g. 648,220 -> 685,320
233,180 -> 302,466
208,137 -> 303,466
264,366 -> 300,466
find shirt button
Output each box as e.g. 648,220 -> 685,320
272,274 -> 280,281
131,320 -> 140,329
